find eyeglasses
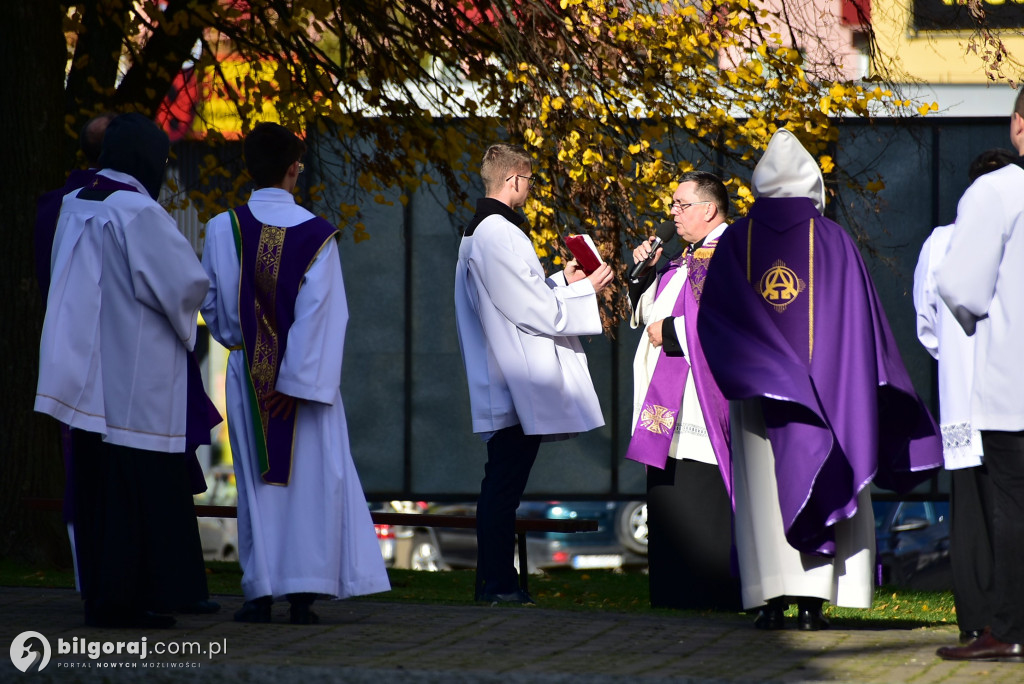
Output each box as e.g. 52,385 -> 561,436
297,162 -> 305,174
670,200 -> 710,212
506,174 -> 539,187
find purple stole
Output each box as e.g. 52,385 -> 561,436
625,240 -> 733,501
229,204 -> 338,486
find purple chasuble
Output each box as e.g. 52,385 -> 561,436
696,197 -> 942,555
625,240 -> 733,501
230,204 -> 339,485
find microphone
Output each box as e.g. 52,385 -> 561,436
628,221 -> 676,280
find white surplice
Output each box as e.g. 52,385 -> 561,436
937,162 -> 1024,433
201,188 -> 389,601
35,169 -> 208,453
913,225 -> 983,469
455,213 -> 605,438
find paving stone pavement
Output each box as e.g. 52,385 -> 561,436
1,587 -> 1021,683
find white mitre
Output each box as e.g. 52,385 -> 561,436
751,129 -> 825,213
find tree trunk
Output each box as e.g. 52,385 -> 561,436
0,1 -> 75,564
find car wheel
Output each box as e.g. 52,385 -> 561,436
409,533 -> 446,572
617,501 -> 649,555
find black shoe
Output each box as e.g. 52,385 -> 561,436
753,606 -> 785,630
178,599 -> 221,614
797,607 -> 830,631
234,597 -> 272,623
477,589 -> 536,605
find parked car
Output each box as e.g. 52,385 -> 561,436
370,500 -> 445,571
873,499 -> 952,591
374,500 -> 648,573
194,465 -> 239,562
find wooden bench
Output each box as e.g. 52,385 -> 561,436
23,499 -> 598,594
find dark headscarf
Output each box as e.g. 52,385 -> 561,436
97,113 -> 169,200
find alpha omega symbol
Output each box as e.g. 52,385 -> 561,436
759,259 -> 806,313
640,403 -> 676,435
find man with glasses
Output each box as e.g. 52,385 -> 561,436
624,171 -> 740,611
455,143 -> 614,604
201,122 -> 389,624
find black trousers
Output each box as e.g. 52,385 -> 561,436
475,424 -> 541,596
949,464 -> 995,633
72,430 -> 209,618
647,458 -> 742,611
980,430 -> 1024,643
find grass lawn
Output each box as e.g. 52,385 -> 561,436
0,558 -> 957,629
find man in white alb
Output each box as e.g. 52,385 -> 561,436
913,147 -> 1014,646
454,143 -> 614,604
35,113 -> 212,628
201,123 -> 389,624
935,89 -> 1024,662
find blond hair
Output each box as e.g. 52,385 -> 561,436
480,144 -> 532,195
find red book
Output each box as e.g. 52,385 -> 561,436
564,234 -> 603,275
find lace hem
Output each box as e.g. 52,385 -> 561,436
941,422 -> 973,451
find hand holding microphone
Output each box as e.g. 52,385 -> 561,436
629,221 -> 676,280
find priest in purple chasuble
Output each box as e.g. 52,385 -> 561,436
201,123 -> 389,625
624,171 -> 740,611
696,130 -> 942,630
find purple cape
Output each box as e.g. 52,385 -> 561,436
231,204 -> 339,485
626,241 -> 732,502
696,197 -> 942,555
